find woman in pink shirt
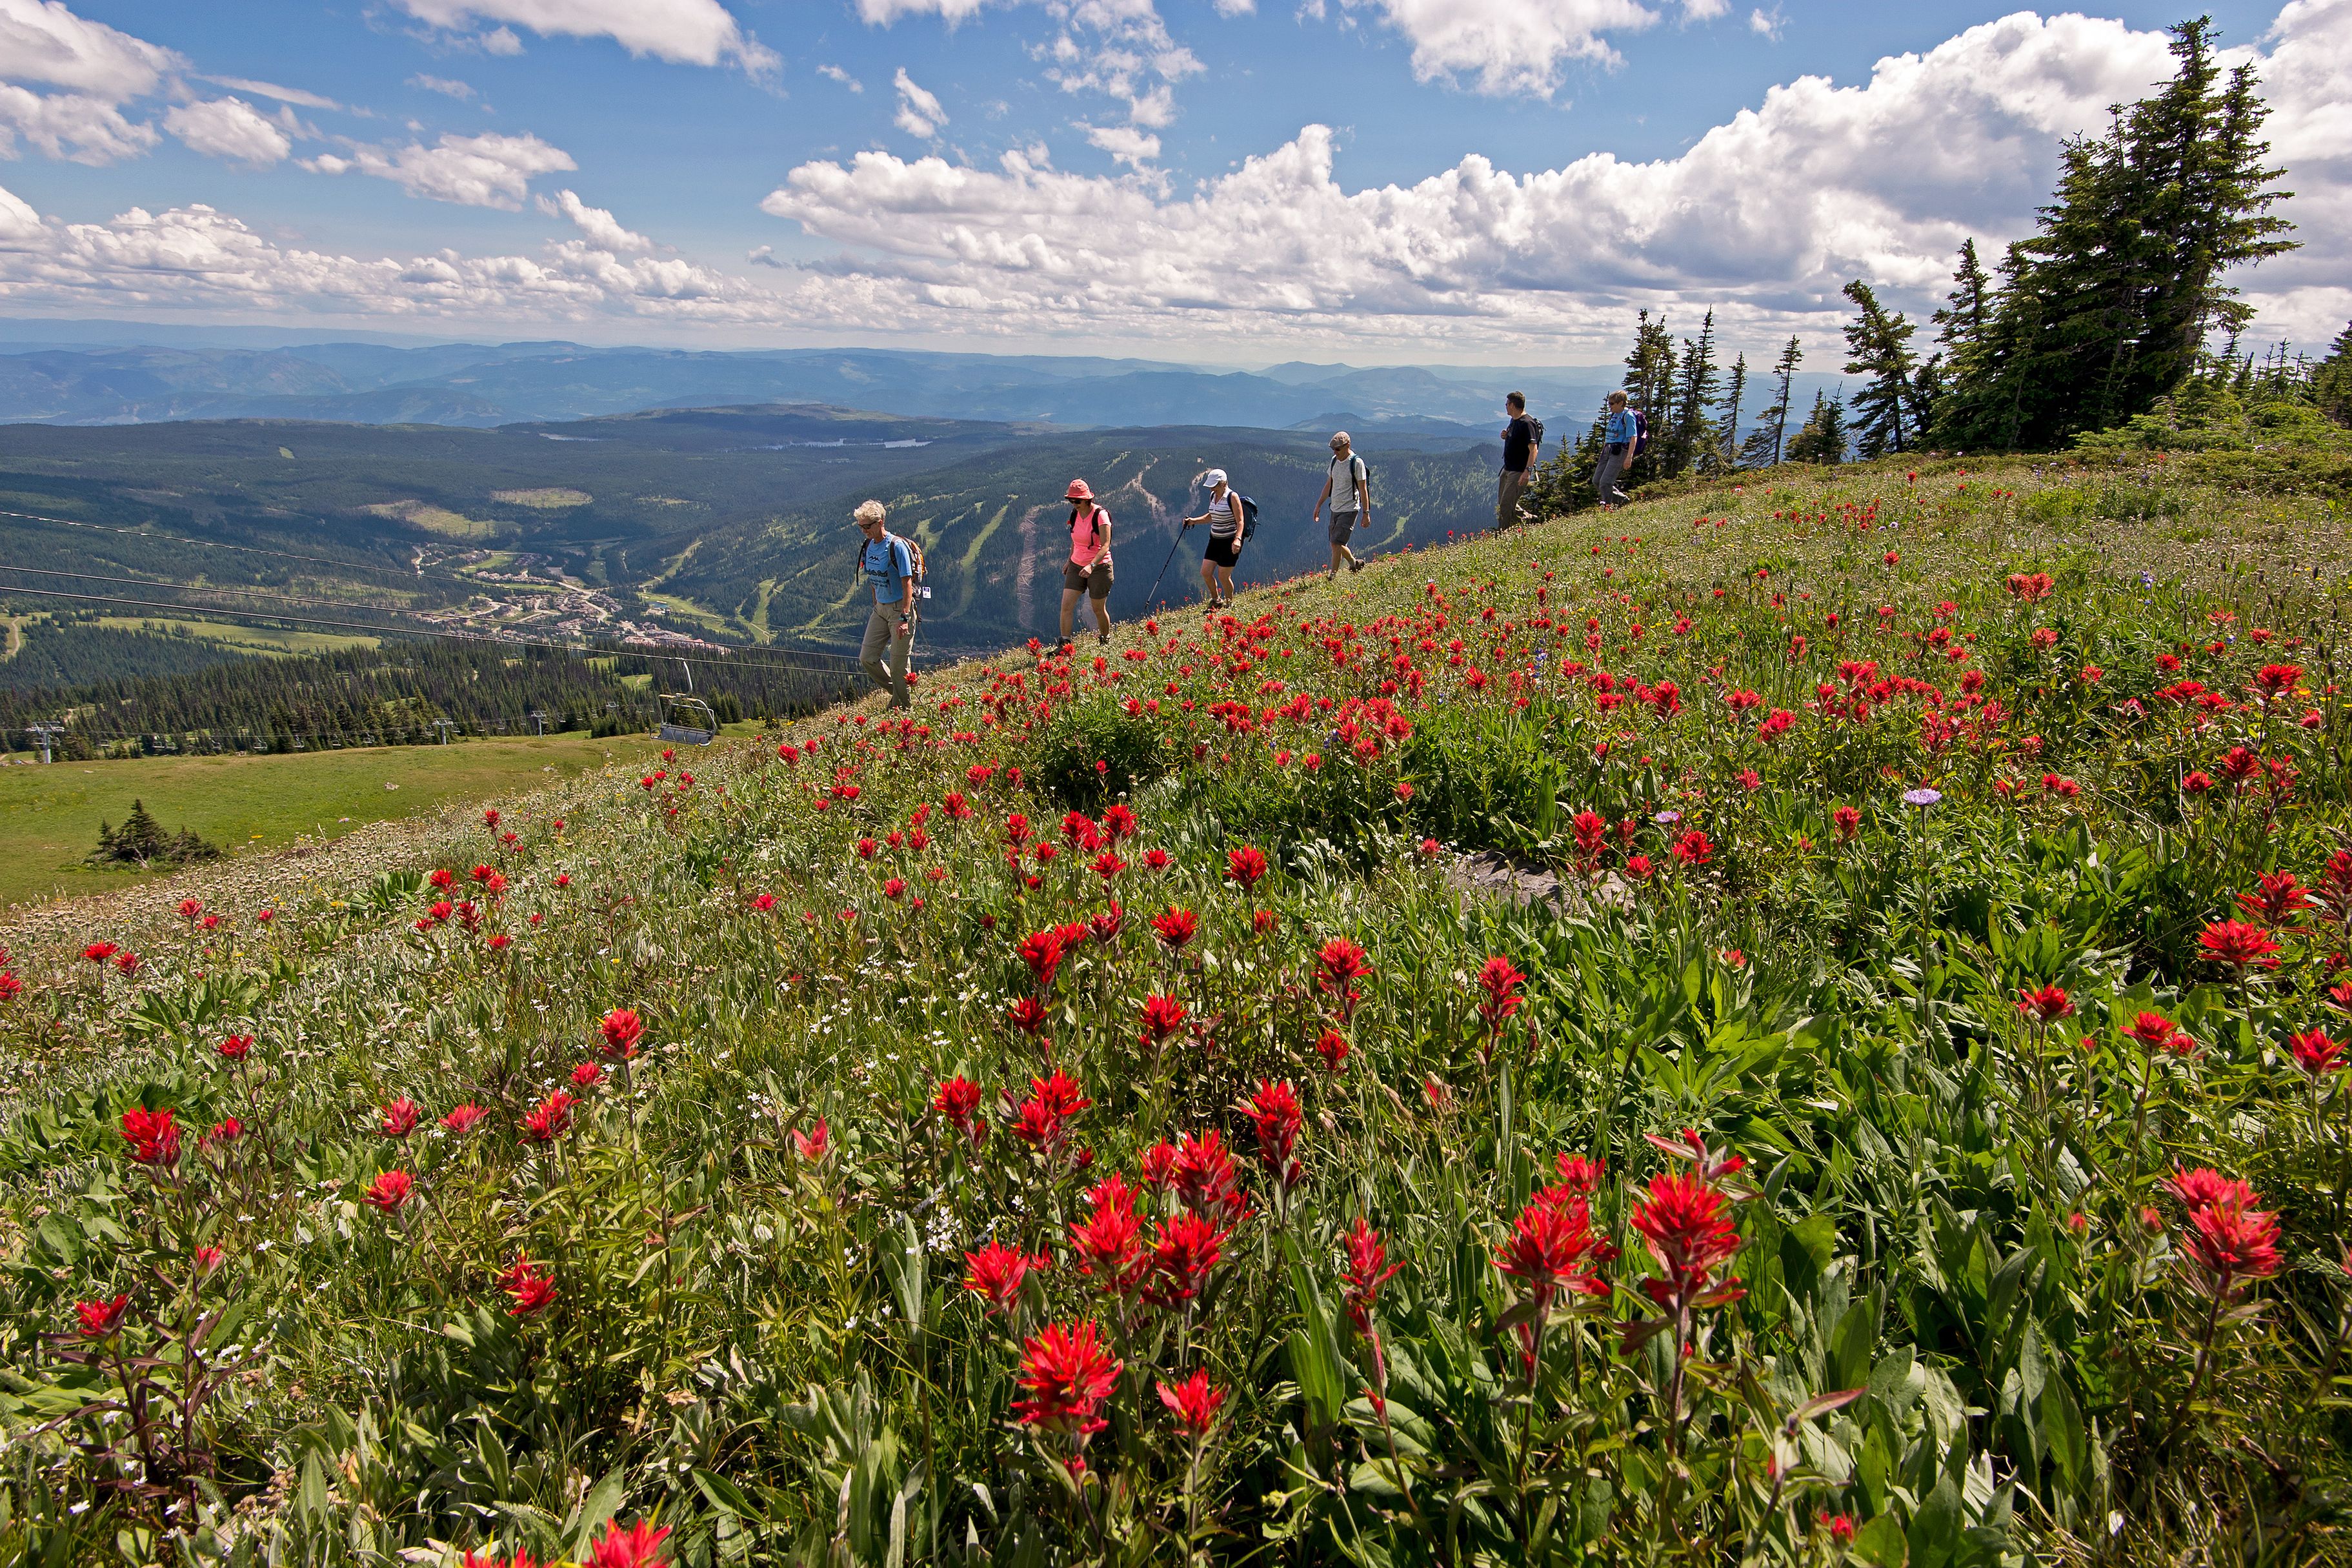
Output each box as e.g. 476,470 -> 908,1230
1058,477 -> 1114,651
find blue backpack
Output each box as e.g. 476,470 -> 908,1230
1238,495 -> 1260,542
1631,409 -> 1651,455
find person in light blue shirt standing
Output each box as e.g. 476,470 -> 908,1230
853,498 -> 916,708
1596,391 -> 1635,510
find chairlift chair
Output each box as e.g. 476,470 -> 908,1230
656,693 -> 718,745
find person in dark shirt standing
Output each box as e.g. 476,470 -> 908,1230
1498,391 -> 1540,532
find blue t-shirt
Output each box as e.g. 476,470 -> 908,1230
1605,409 -> 1635,446
861,535 -> 913,605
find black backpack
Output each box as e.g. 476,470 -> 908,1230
1526,415 -> 1545,450
1630,410 -> 1650,454
1238,494 -> 1260,542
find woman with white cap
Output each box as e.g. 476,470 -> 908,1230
1183,468 -> 1243,609
1058,477 -> 1114,652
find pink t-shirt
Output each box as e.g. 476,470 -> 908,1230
1069,505 -> 1112,567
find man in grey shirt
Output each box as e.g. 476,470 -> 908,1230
1311,430 -> 1371,579
852,499 -> 915,708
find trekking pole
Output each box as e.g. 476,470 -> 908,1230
1142,521 -> 1190,607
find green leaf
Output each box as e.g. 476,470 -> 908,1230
1907,1471 -> 1964,1568
1853,1512 -> 1909,1567
2042,1373 -> 2086,1489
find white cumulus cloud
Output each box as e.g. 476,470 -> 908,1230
408,74 -> 477,100
893,67 -> 948,137
308,130 -> 577,208
1336,0 -> 1704,95
818,63 -> 865,91
0,0 -> 179,97
537,187 -> 652,250
391,0 -> 777,73
756,5 -> 2352,351
164,97 -> 292,166
1080,121 -> 1160,168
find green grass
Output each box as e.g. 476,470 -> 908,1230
10,451 -> 2352,1565
86,616 -> 381,658
0,733 -> 667,909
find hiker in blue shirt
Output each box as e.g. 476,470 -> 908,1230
1596,391 -> 1636,509
853,499 -> 916,708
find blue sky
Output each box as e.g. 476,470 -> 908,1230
0,0 -> 2342,364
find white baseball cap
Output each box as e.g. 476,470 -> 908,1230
1205,468 -> 1227,487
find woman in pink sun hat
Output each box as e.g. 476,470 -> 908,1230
1057,477 -> 1114,652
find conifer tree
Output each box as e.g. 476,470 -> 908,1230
1665,310 -> 1722,479
1741,337 -> 1803,468
1931,19 -> 2295,448
1841,280 -> 1922,458
2315,321 -> 2352,427
1620,311 -> 1676,490
1711,353 -> 1747,474
1785,390 -> 1849,465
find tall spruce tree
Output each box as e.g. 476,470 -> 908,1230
2315,321 -> 2352,427
1785,389 -> 1849,465
1664,310 -> 1722,479
1711,353 -> 1747,474
1933,19 -> 2296,448
1841,280 -> 1922,457
1741,336 -> 1803,467
1620,310 -> 1678,490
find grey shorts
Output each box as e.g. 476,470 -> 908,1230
1063,559 -> 1113,597
1327,510 -> 1359,547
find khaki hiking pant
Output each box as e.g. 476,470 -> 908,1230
1497,468 -> 1531,530
861,601 -> 913,707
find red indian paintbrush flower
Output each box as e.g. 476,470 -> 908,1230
1671,829 -> 1714,867
2164,1166 -> 2257,1214
1157,1370 -> 1226,1436
1013,1320 -> 1122,1438
1089,903 -> 1125,940
77,1293 -> 131,1338
1139,992 -> 1188,1050
1833,805 -> 1861,841
793,1119 -> 829,1161
1018,928 -> 1067,989
1144,1211 -> 1230,1307
1100,803 -> 1137,842
1225,845 -> 1269,889
442,1103 -> 488,1134
1070,1177 -> 1147,1294
934,1076 -> 985,1145
1163,1129 -> 1249,1218
1005,996 -> 1050,1036
570,1061 -> 605,1089
963,1241 -> 1047,1313
583,1519 -> 670,1568
1628,1170 -> 1745,1307
2290,1028 -> 2344,1076
2180,1190 -> 2282,1287
1314,1027 -> 1350,1073
1477,955 -> 1526,1045
521,1089 -> 576,1143
599,1007 -> 643,1060
1341,1216 -> 1403,1334
1553,1152 -> 1606,1195
499,1256 -> 556,1316
2239,869 -> 2312,925
2199,919 -> 2284,970
1241,1079 -> 1304,1189
1495,1192 -> 1608,1314
1151,907 -> 1199,950
365,1170 -> 414,1212
2015,983 -> 2074,1025
217,1033 -> 253,1060
120,1107 -> 180,1166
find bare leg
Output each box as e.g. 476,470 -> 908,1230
1200,559 -> 1218,604
1215,566 -> 1235,602
1091,594 -> 1112,640
1058,586 -> 1081,643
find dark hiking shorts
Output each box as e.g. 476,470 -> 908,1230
1203,534 -> 1241,568
1063,559 -> 1113,597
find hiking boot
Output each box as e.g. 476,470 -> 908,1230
1349,557 -> 1368,574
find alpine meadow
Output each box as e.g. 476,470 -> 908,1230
6,7 -> 2352,1568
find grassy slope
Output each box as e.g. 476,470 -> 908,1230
0,733 -> 670,910
4,451 -> 2350,1564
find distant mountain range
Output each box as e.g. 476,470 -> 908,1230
0,332 -> 1628,436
